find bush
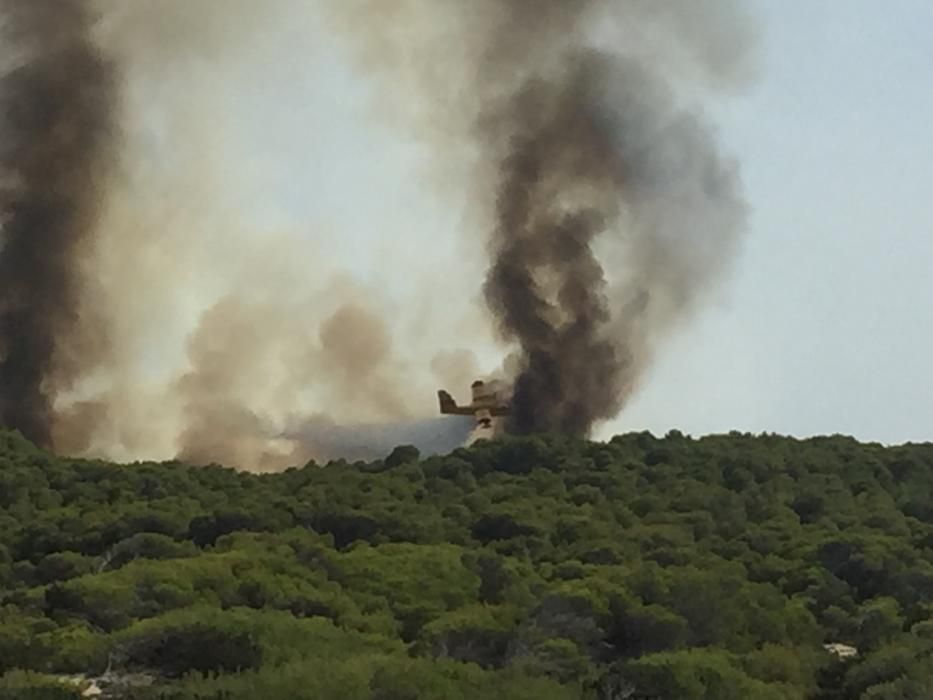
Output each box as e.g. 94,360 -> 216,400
119,614 -> 262,677
0,672 -> 81,700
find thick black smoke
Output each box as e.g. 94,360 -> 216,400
484,54 -> 626,435
0,0 -> 115,445
474,4 -> 749,436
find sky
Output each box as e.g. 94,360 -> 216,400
108,1 -> 933,450
617,0 -> 933,443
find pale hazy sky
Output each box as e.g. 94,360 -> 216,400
215,2 -> 932,446
618,0 -> 933,443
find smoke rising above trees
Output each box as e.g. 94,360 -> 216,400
0,1 -> 754,467
483,50 -> 748,435
0,0 -> 115,446
337,0 -> 752,436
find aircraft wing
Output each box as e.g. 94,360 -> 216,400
438,390 -> 476,416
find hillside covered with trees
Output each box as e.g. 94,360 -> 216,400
0,428 -> 931,699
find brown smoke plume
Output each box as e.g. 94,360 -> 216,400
0,0 -> 115,446
1,1 -> 466,467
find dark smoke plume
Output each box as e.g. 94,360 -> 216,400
483,48 -> 747,436
484,53 -> 626,435
0,0 -> 115,445
472,3 -> 750,436
332,0 -> 752,437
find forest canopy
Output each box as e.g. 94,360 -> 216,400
0,428 -> 930,699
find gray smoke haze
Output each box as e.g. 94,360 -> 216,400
285,415 -> 473,464
333,0 -> 753,436
0,0 -> 115,446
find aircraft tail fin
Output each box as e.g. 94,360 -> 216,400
438,390 -> 474,416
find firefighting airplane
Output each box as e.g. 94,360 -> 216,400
438,379 -> 510,436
